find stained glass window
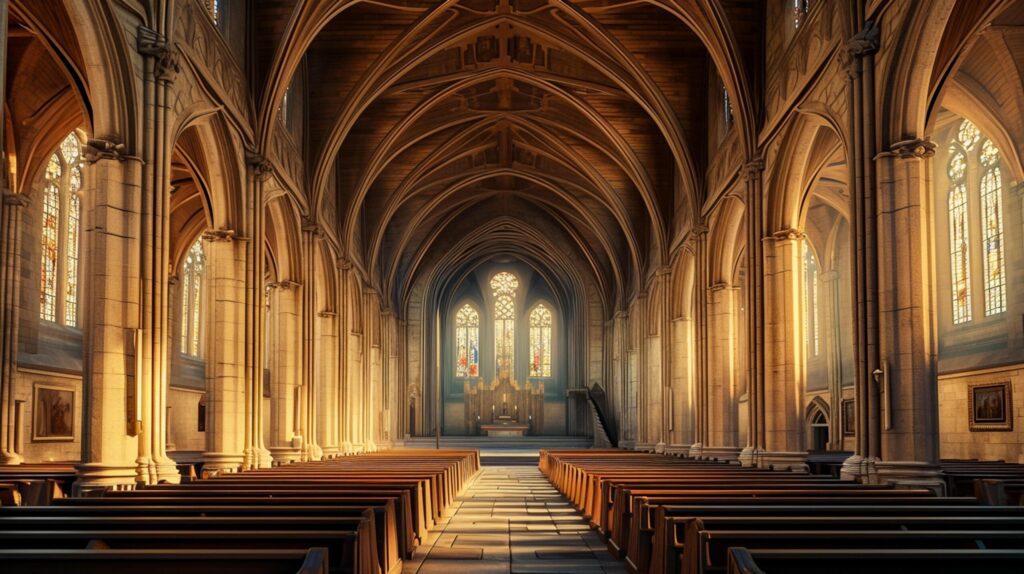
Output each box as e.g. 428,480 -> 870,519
802,240 -> 819,357
491,272 -> 518,379
39,132 -> 83,327
455,304 -> 480,378
180,238 -> 206,356
979,139 -> 1006,316
529,304 -> 552,378
948,147 -> 971,324
957,119 -> 980,151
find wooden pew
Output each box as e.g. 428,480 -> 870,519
726,547 -> 1024,574
0,547 -> 329,574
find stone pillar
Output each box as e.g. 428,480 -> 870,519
704,283 -> 740,461
135,25 -> 181,485
656,268 -> 671,452
759,230 -> 808,471
820,270 -> 844,450
268,280 -> 302,464
363,292 -> 379,452
740,160 -> 767,467
873,139 -> 943,491
74,143 -> 144,492
242,153 -> 273,469
201,232 -> 246,473
689,226 -> 709,458
669,313 -> 694,451
317,309 -> 339,457
841,19 -> 883,482
299,222 -> 322,461
337,261 -> 353,453
0,192 -> 27,464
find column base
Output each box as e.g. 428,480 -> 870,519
634,442 -> 657,453
738,446 -> 761,467
663,444 -> 692,457
202,452 -> 244,475
257,446 -> 274,468
756,450 -> 809,472
154,456 -> 182,484
0,450 -> 24,465
654,442 -> 666,454
875,460 -> 946,495
320,446 -> 341,459
73,462 -> 139,496
618,440 -> 637,450
700,446 -> 742,463
839,454 -> 877,483
686,442 -> 703,458
269,446 -> 303,465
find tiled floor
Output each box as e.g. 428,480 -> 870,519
403,466 -> 628,573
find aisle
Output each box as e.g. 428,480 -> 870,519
404,466 -> 627,573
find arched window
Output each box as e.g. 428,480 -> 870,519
205,0 -> 220,25
802,240 -> 819,357
455,304 -> 480,378
490,272 -> 518,379
39,132 -> 84,327
722,84 -> 733,130
946,118 -> 1007,324
529,304 -> 552,378
980,139 -> 1006,316
180,238 -> 206,356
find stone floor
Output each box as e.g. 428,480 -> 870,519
403,466 -> 628,573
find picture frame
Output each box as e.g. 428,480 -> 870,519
32,383 -> 75,442
841,399 -> 855,436
968,382 -> 1013,432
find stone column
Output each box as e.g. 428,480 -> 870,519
704,283 -> 740,461
136,25 -> 180,485
820,269 -> 844,450
337,261 -> 353,453
74,142 -> 144,492
363,292 -> 379,452
759,229 -> 808,471
268,280 -> 302,464
0,191 -> 27,464
740,160 -> 767,467
841,19 -> 883,482
669,311 -> 694,451
689,226 -> 709,458
873,139 -> 943,491
242,153 -> 273,469
299,222 -> 321,461
201,231 -> 246,473
317,309 -> 339,457
656,268 -> 671,452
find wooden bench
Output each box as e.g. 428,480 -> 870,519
0,547 -> 329,574
726,547 -> 1024,574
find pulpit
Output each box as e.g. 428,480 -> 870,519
464,378 -> 544,435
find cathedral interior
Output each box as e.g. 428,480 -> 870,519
1,0 -> 1024,572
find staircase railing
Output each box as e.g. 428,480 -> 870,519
586,383 -> 617,448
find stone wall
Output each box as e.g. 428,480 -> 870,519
939,364 -> 1024,463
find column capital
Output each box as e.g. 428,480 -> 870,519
743,158 -> 765,181
201,229 -> 246,242
245,151 -> 274,181
2,191 -> 29,207
820,269 -> 841,282
880,138 -> 936,160
846,20 -> 880,59
268,279 -> 301,291
137,26 -> 180,83
766,228 -> 805,242
82,138 -> 136,164
708,281 -> 734,292
318,310 -> 338,318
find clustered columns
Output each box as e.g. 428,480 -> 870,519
200,230 -> 247,473
243,152 -> 274,470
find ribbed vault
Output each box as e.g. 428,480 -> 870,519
253,0 -> 762,317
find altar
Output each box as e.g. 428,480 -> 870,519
480,418 -> 529,437
464,377 -> 545,435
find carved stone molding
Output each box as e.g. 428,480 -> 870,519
846,20 -> 880,59
318,311 -> 338,319
2,192 -> 29,207
245,151 -> 273,181
769,228 -> 805,241
82,139 -> 133,164
201,229 -> 240,242
887,138 -> 936,160
137,26 -> 180,83
743,158 -> 765,181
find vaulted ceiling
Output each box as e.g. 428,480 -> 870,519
254,0 -> 763,314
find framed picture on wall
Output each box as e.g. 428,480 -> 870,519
32,384 -> 75,442
841,399 -> 855,436
968,382 -> 1013,432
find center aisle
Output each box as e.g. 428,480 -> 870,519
404,465 -> 627,574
